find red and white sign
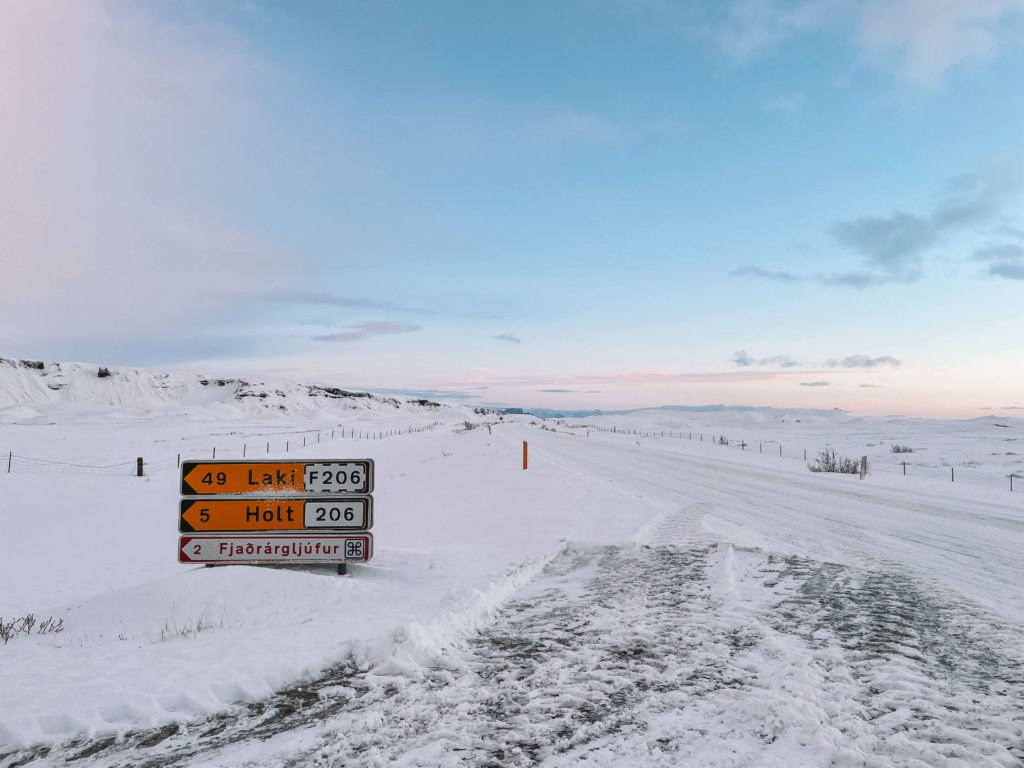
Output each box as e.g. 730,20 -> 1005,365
179,534 -> 372,564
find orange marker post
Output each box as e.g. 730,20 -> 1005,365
523,441 -> 528,470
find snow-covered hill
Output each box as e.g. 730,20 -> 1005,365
0,357 -> 465,424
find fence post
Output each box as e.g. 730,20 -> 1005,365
177,453 -> 181,468
243,444 -> 246,457
523,441 -> 528,470
137,457 -> 144,477
951,467 -> 954,482
859,456 -> 867,480
803,449 -> 806,461
779,445 -> 782,457
903,461 -> 906,476
212,447 -> 216,459
8,451 -> 12,473
286,440 -> 289,451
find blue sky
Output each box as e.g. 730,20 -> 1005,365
2,0 -> 1022,415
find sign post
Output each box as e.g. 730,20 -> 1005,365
179,535 -> 372,565
179,458 -> 375,573
180,459 -> 373,496
179,496 -> 373,532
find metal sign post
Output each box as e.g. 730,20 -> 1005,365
179,458 -> 375,573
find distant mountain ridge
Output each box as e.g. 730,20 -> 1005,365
512,404 -> 762,420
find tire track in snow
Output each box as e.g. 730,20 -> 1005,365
644,504 -> 707,550
7,534 -> 1021,766
763,555 -> 1024,767
273,540 -> 761,767
273,544 -> 1022,767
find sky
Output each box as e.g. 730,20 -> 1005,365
1,0 -> 1022,416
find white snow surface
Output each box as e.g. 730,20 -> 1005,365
0,361 -> 1022,765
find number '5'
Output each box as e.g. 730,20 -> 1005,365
200,508 -> 210,522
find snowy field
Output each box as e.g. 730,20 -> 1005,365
0,362 -> 1022,766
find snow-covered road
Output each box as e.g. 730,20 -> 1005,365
538,429 -> 1024,619
9,517 -> 1021,766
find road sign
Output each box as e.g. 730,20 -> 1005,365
179,496 -> 373,532
179,534 -> 373,564
180,459 -> 374,496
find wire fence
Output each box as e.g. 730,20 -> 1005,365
0,422 -> 443,477
5,419 -> 1020,495
3,455 -> 140,476
579,424 -> 1024,495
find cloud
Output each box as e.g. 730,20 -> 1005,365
312,322 -> 421,343
730,265 -> 801,282
857,0 -> 1024,88
739,169 -> 1021,288
262,291 -> 435,314
859,383 -> 883,388
800,381 -> 830,386
0,1 -> 285,349
974,242 -> 1024,280
975,243 -> 1024,261
463,369 -> 825,388
718,0 -> 1024,86
718,0 -> 840,63
762,354 -> 801,368
831,212 -> 936,282
732,350 -> 800,367
825,168 -> 1019,285
818,272 -> 888,288
988,263 -> 1024,279
1001,405 -> 1024,410
995,225 -> 1024,241
825,354 -> 901,368
538,389 -> 576,393
365,387 -> 479,400
492,334 -> 522,344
